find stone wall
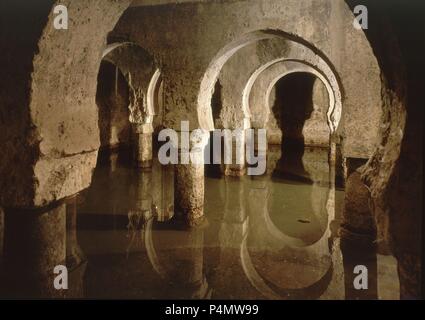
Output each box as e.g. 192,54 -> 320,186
0,0 -> 132,207
345,0 -> 423,299
111,0 -> 381,158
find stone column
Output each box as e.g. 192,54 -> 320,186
223,129 -> 246,177
133,123 -> 153,169
340,158 -> 376,242
266,144 -> 281,176
2,202 -> 66,298
340,158 -> 378,300
174,130 -> 209,227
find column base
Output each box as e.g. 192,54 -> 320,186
2,202 -> 66,298
340,158 -> 376,243
224,165 -> 246,177
133,123 -> 153,169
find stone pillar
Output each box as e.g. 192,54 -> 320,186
266,144 -> 281,176
223,129 -> 246,177
340,158 -> 376,242
133,123 -> 153,169
396,252 -> 421,300
340,158 -> 378,300
174,130 -> 209,227
2,203 -> 66,298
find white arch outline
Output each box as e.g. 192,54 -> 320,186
147,69 -> 162,117
100,42 -> 157,122
243,59 -> 342,133
198,30 -> 343,132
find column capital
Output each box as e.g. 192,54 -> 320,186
132,122 -> 154,134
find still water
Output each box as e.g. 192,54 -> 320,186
0,146 -> 399,299
71,146 -> 399,300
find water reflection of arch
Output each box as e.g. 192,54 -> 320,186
143,217 -> 211,299
240,234 -> 333,299
268,146 -> 332,245
241,196 -> 334,299
129,161 -> 172,279
240,150 -> 336,299
144,218 -> 167,279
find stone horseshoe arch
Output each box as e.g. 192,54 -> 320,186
101,42 -> 157,125
244,59 -> 342,133
197,30 -> 341,132
147,69 -> 162,119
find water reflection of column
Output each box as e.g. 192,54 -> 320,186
66,196 -> 85,270
161,164 -> 174,222
218,177 -> 248,254
214,177 -> 250,298
3,203 -> 66,298
177,227 -> 210,299
151,160 -> 162,219
152,161 -> 174,222
137,170 -> 153,221
65,196 -> 86,298
128,168 -> 157,257
128,170 -> 153,247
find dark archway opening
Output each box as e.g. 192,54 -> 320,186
268,72 -> 331,244
271,72 -> 317,182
